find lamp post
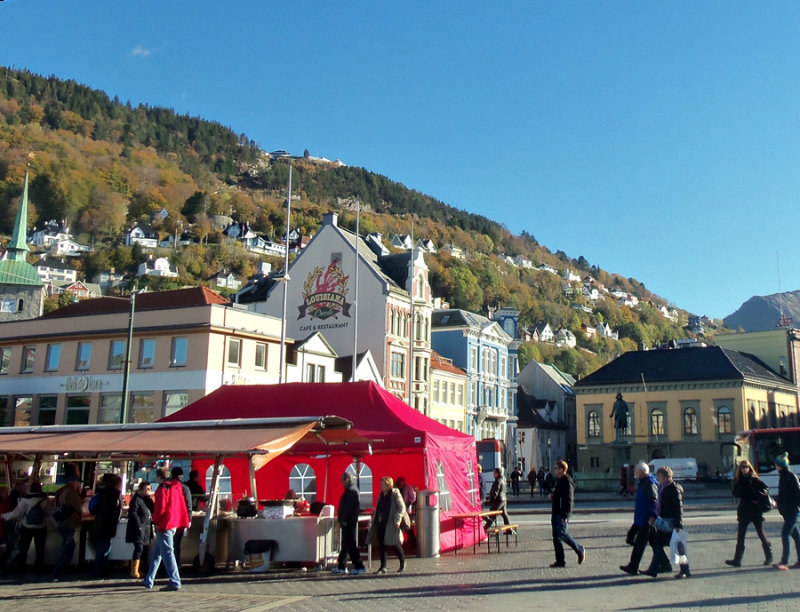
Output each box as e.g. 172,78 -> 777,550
120,283 -> 137,424
547,436 -> 552,470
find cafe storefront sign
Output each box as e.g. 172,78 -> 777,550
64,375 -> 104,392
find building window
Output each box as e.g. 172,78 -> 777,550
588,410 -> 601,438
139,339 -> 156,369
45,344 -> 61,372
650,408 -> 665,437
449,382 -> 456,405
76,342 -> 92,371
717,406 -> 732,435
38,395 -> 57,425
171,337 -> 188,367
390,352 -> 405,378
227,338 -> 241,367
108,340 -> 125,370
0,347 -> 10,374
130,392 -> 156,423
470,347 -> 478,369
683,407 -> 698,436
66,395 -> 90,425
433,380 -> 440,403
316,365 -> 325,382
14,396 -> 32,427
164,391 -> 189,417
289,463 -> 317,502
255,343 -> 267,369
457,385 -> 464,407
99,394 -> 122,424
21,346 -> 36,373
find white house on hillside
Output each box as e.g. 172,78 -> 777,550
138,257 -> 178,278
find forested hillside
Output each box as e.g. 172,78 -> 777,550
0,67 -> 704,377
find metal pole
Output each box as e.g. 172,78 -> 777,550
120,284 -> 136,424
352,197 -> 360,381
278,161 -> 292,384
407,219 -> 414,407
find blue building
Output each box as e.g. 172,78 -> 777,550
431,309 -> 515,443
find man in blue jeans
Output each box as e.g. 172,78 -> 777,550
549,460 -> 586,567
144,474 -> 191,590
773,452 -> 800,571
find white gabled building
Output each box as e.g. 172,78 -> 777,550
138,257 -> 179,278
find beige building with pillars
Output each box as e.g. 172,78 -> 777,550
0,287 -> 286,427
574,346 -> 799,477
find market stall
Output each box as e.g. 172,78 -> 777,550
161,381 -> 483,552
0,415 -> 354,568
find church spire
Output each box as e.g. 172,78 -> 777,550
7,171 -> 31,261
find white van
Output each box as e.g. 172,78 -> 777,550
648,458 -> 698,481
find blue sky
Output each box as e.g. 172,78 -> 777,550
2,1 -> 799,319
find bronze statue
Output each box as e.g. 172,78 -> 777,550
610,392 -> 629,440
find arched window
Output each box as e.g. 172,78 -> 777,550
717,406 -> 732,435
289,463 -> 317,501
435,460 -> 452,511
588,410 -> 601,437
465,460 -> 478,508
683,407 -> 698,436
650,409 -> 665,436
346,461 -> 373,509
206,464 -> 232,502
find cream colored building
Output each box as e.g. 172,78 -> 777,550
429,350 -> 468,432
0,287 -> 287,427
575,346 -> 799,476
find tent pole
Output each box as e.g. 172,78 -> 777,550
248,456 -> 258,501
199,455 -> 223,566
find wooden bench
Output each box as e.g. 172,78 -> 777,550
486,523 -> 519,553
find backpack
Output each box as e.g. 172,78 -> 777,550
25,498 -> 46,526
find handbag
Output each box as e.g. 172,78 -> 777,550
654,516 -> 674,533
401,511 -> 412,531
757,493 -> 776,514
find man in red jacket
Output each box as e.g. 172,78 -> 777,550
143,474 -> 191,591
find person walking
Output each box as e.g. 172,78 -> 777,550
618,465 -> 629,496
620,461 -> 658,575
549,460 -> 586,567
772,452 -> 800,571
90,473 -> 122,579
367,476 -> 408,574
724,459 -> 772,567
483,467 -> 510,531
510,465 -> 522,497
641,466 -> 688,578
2,481 -> 49,577
143,470 -> 191,591
169,467 -> 193,569
126,481 -> 154,579
527,467 -> 537,498
333,472 -> 365,575
51,475 -> 83,581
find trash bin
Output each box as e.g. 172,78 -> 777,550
416,489 -> 440,558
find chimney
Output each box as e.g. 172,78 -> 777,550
323,212 -> 338,227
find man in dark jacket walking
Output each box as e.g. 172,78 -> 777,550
620,461 -> 658,575
773,452 -> 800,570
51,475 -> 83,580
549,460 -> 586,567
90,473 -> 122,578
333,472 -> 365,574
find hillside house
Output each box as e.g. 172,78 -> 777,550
596,322 -> 618,340
138,257 -> 178,278
556,328 -> 577,348
209,269 -> 242,290
93,269 -> 126,293
29,220 -> 70,248
536,263 -> 559,275
34,257 -> 77,285
514,255 -> 534,269
126,223 -> 158,248
440,243 -> 465,260
562,268 -> 581,282
390,234 -> 413,250
416,238 -> 437,254
531,322 -> 554,343
583,324 -> 597,339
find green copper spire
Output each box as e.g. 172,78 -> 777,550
7,171 -> 31,260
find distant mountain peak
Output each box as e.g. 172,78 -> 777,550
723,290 -> 800,331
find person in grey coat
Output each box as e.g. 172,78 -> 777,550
367,476 -> 408,573
484,467 -> 510,530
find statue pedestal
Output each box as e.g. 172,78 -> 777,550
610,439 -> 632,473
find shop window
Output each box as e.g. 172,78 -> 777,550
38,395 -> 57,425
99,394 -> 122,424
289,463 -> 317,502
14,396 -> 32,427
130,392 -> 155,423
164,391 -> 189,417
66,395 -> 90,425
435,460 -> 452,511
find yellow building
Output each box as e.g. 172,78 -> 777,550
574,346 -> 799,476
0,287 -> 287,427
429,350 -> 468,432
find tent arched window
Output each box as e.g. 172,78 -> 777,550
205,464 -> 232,501
465,459 -> 479,508
289,463 -> 317,501
346,461 -> 373,509
435,460 -> 452,511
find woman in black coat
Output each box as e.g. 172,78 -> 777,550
642,466 -> 685,577
125,481 -> 154,579
725,459 -> 772,567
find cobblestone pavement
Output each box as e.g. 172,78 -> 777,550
1,510 -> 799,612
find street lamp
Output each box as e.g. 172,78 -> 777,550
547,436 -> 552,470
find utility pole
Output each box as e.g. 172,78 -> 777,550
278,161 -> 292,384
120,283 -> 136,424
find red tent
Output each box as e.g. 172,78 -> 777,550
161,381 -> 481,552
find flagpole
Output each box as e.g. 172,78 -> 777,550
407,218 -> 415,408
278,161 -> 292,384
352,197 -> 360,381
